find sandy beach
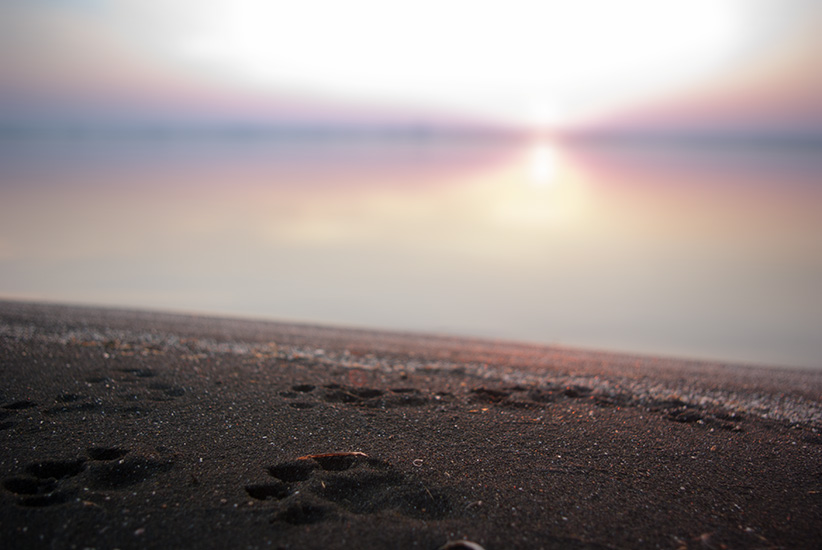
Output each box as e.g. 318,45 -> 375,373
1,300 -> 820,549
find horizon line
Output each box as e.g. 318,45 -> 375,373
0,122 -> 820,147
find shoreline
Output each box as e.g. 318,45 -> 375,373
3,300 -> 820,424
2,300 -> 821,549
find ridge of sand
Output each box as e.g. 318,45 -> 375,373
3,300 -> 820,426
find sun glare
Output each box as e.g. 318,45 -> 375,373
528,100 -> 564,133
121,0 -> 749,125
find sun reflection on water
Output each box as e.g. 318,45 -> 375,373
529,141 -> 558,187
483,140 -> 589,229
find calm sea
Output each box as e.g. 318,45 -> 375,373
1,132 -> 820,368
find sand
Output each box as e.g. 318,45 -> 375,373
1,300 -> 821,549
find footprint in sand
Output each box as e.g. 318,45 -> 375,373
147,383 -> 187,400
2,400 -> 38,410
277,383 -> 432,411
245,453 -> 454,525
43,400 -> 103,415
0,400 -> 39,431
3,458 -> 86,508
319,385 -> 430,409
78,368 -> 187,415
2,447 -> 175,507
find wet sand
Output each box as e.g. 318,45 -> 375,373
1,300 -> 821,549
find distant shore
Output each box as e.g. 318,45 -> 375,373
1,300 -> 821,549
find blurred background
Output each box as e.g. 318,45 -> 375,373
1,0 -> 820,368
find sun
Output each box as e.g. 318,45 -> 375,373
527,100 -> 564,134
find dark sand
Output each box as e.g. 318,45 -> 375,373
1,300 -> 821,549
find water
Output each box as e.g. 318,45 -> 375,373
1,133 -> 820,368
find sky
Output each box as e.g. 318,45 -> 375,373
0,1 -> 821,369
0,0 -> 820,132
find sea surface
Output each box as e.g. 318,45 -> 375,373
1,132 -> 820,368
